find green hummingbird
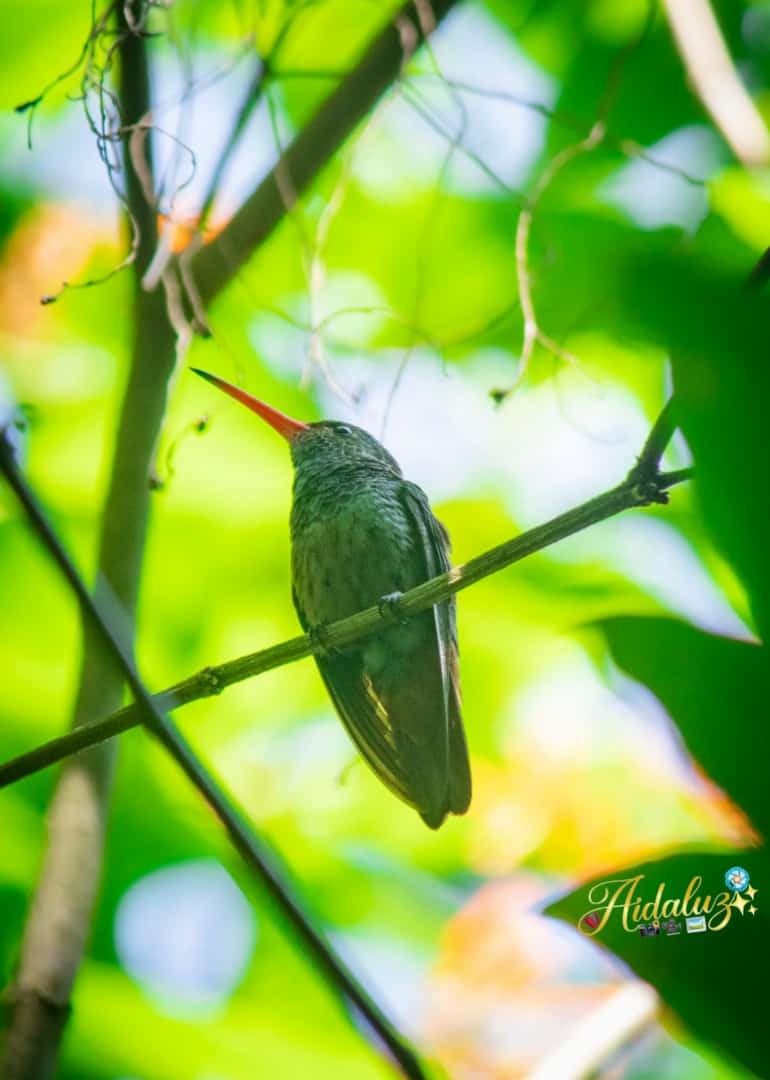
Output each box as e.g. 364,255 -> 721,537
192,368 -> 471,828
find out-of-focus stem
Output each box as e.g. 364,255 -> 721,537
663,0 -> 770,166
0,6 -> 175,1076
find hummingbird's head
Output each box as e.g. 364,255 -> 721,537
290,420 -> 400,475
190,369 -> 400,475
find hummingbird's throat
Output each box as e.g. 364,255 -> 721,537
190,368 -> 310,441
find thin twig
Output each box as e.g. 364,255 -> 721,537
381,36 -> 470,438
497,5 -> 657,400
190,0 -> 459,306
196,0 -> 321,229
399,81 -> 522,196
199,58 -> 268,229
0,433 -> 427,1080
630,398 -> 678,477
0,405 -> 690,789
275,67 -> 709,188
658,466 -> 695,487
510,120 -> 606,394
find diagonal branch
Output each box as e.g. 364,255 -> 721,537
0,406 -> 690,789
191,0 -> 457,306
0,433 -> 427,1080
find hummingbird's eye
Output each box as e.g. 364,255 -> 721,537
337,425 -> 353,436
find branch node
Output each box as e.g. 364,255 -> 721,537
199,665 -> 224,696
630,479 -> 670,507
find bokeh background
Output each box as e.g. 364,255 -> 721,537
1,1 -> 768,1077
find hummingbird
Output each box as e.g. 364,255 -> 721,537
191,368 -> 471,828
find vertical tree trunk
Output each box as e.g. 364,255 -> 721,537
1,8 -> 177,1076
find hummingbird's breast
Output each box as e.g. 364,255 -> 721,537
290,472 -> 422,627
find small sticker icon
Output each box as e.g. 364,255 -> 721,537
686,915 -> 707,933
725,866 -> 750,893
638,922 -> 660,937
661,918 -> 681,936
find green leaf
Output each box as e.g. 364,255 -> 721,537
614,253 -> 770,640
602,616 -> 770,838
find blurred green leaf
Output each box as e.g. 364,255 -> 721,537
603,616 -> 770,838
612,253 -> 770,639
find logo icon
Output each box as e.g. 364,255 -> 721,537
577,868 -> 760,937
725,866 -> 750,893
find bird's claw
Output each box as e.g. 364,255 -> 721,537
378,591 -> 408,625
308,621 -> 337,657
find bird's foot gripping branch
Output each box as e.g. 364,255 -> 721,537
306,620 -> 337,659
377,591 -> 409,624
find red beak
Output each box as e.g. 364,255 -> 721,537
191,368 -> 310,442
